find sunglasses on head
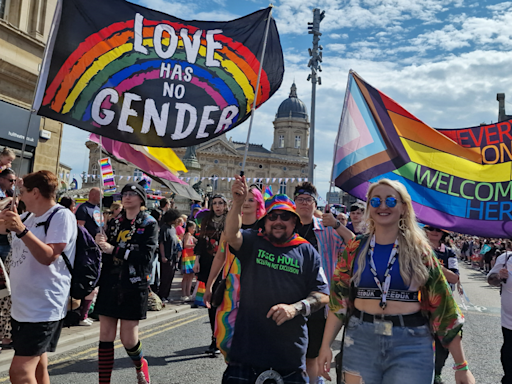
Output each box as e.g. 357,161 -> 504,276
370,196 -> 398,208
350,205 -> 364,212
267,211 -> 294,222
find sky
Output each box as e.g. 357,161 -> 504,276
60,0 -> 512,200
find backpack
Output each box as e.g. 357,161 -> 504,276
33,206 -> 102,300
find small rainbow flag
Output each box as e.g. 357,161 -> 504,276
194,281 -> 206,307
263,185 -> 273,200
99,157 -> 116,191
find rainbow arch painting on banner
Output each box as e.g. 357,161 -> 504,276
34,0 -> 284,148
332,70 -> 512,237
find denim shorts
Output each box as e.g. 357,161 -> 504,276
341,314 -> 434,384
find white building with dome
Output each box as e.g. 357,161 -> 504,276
83,83 -> 313,201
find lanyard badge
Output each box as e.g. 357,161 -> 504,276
368,235 -> 399,310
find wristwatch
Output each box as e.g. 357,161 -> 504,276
16,226 -> 29,239
334,220 -> 341,229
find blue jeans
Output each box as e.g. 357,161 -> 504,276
342,314 -> 434,384
0,244 -> 10,262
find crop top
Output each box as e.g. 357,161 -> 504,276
353,243 -> 419,302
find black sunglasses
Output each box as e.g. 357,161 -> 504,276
426,227 -> 443,233
2,178 -> 15,183
350,206 -> 364,212
267,211 -> 294,222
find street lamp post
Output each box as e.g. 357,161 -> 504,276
307,8 -> 325,184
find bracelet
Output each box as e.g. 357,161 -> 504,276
16,226 -> 29,239
453,361 -> 468,371
300,299 -> 311,316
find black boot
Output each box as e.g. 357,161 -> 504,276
205,336 -> 220,356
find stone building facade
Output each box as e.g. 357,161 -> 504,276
82,83 -> 313,202
0,0 -> 63,176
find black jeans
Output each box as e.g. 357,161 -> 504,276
434,335 -> 449,376
502,327 -> 512,384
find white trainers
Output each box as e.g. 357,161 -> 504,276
180,296 -> 190,301
79,320 -> 92,326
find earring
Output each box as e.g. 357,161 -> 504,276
398,218 -> 407,231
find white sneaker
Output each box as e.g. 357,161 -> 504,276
180,296 -> 190,301
79,320 -> 92,326
85,318 -> 94,324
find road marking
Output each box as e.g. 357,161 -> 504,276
0,313 -> 206,382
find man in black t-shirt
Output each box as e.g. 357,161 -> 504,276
224,176 -> 329,384
75,187 -> 102,237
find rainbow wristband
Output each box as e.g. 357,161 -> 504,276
453,361 -> 468,371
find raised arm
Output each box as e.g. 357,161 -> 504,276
224,175 -> 246,251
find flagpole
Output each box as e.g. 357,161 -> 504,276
240,6 -> 273,176
98,135 -> 105,233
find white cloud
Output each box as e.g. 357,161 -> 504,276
273,0 -> 462,34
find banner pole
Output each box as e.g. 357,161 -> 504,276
240,6 -> 273,177
97,135 -> 106,234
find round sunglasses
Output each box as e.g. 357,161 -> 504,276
370,197 -> 398,208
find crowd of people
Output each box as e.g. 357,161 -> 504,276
2,145 -> 509,384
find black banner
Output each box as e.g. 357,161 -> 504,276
34,0 -> 284,147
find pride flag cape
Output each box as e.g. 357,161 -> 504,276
33,0 -> 284,148
333,71 -> 512,237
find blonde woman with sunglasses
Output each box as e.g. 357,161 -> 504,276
318,179 -> 475,384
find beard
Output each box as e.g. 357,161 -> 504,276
266,225 -> 292,244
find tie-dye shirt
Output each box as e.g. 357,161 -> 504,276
329,234 -> 464,347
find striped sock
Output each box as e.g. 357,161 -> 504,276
125,340 -> 144,370
98,341 -> 114,384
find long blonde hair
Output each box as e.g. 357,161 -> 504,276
351,179 -> 433,288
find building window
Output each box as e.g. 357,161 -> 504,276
279,179 -> 287,195
212,174 -> 218,191
295,135 -> 301,148
0,0 -> 7,19
134,169 -> 144,179
91,164 -> 99,176
278,135 -> 285,148
253,178 -> 263,190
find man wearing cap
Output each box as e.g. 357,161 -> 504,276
223,175 -> 329,384
293,182 -> 354,383
95,183 -> 158,384
424,225 -> 460,384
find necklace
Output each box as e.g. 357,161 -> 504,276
367,235 -> 399,309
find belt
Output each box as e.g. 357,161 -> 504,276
353,308 -> 427,327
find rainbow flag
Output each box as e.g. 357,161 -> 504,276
33,0 -> 284,148
263,185 -> 273,200
214,249 -> 241,361
194,281 -> 206,307
99,157 -> 116,192
333,71 -> 512,237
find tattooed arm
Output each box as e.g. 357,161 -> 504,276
267,291 -> 329,326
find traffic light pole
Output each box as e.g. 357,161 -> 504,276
307,8 -> 324,184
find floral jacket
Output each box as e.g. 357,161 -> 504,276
329,234 -> 464,347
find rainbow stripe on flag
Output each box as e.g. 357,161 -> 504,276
333,71 -> 512,237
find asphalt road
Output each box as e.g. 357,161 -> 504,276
0,261 -> 503,384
